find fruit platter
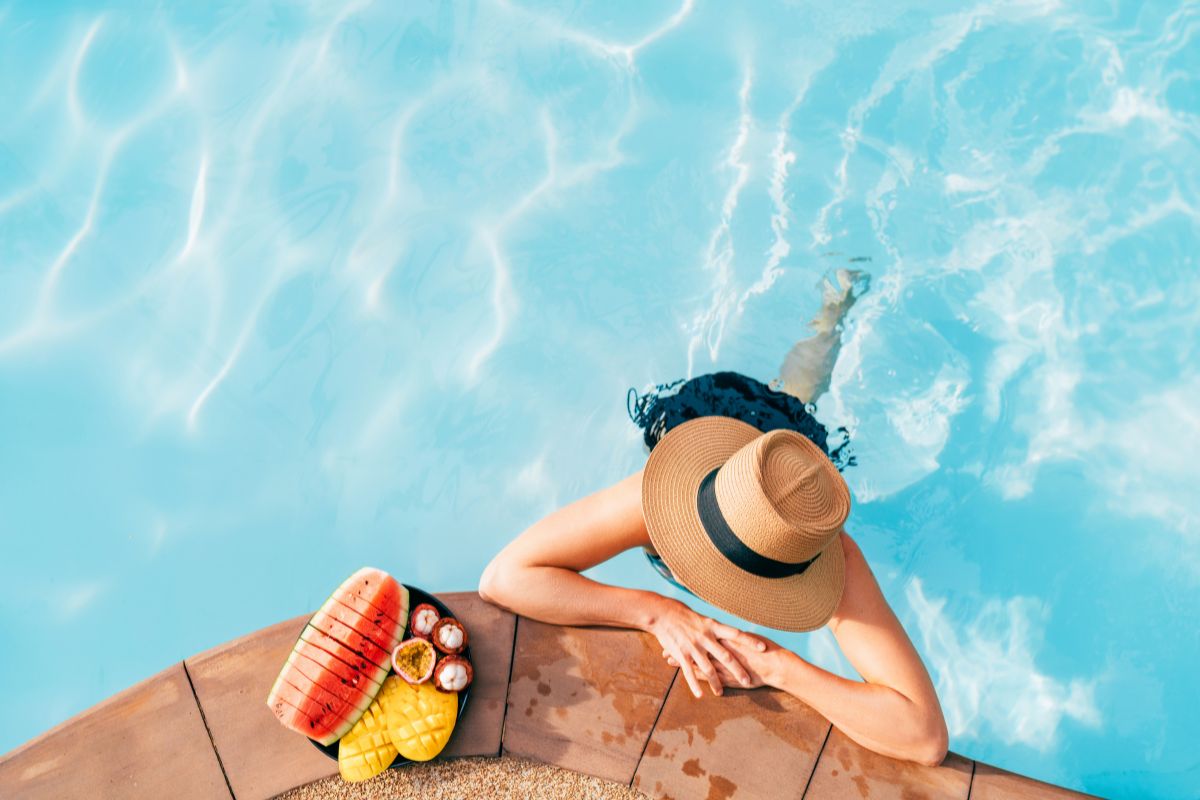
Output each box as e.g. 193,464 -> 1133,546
266,567 -> 475,782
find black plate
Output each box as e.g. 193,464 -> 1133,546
306,584 -> 471,767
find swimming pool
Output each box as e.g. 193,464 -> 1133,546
1,1 -> 1196,796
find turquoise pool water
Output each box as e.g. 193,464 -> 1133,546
2,2 -> 1197,796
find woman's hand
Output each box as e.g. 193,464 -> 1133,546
662,630 -> 789,690
644,596 -> 767,698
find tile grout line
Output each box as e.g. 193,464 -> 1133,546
182,660 -> 237,800
627,667 -> 680,788
798,724 -> 833,800
966,759 -> 977,800
497,613 -> 521,757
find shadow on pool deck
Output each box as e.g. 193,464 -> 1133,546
0,591 -> 1104,799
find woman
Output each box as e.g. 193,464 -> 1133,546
479,270 -> 949,766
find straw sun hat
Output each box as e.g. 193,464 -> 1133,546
641,415 -> 852,632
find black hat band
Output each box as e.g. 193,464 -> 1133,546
695,466 -> 820,580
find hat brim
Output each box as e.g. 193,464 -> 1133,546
641,415 -> 846,632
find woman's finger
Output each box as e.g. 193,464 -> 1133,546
711,660 -> 739,684
712,622 -> 767,651
673,646 -> 704,699
686,643 -> 723,696
701,635 -> 751,686
711,620 -> 765,648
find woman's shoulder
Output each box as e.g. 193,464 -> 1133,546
831,529 -> 893,626
839,530 -> 872,583
840,528 -> 863,558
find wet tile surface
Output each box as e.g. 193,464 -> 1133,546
502,618 -> 677,785
186,614 -> 336,800
0,662 -> 231,800
435,592 -> 516,758
805,728 -> 973,800
633,680 -> 830,800
971,763 -> 1103,799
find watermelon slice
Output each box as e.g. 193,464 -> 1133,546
268,672 -> 355,746
270,693 -> 338,745
308,612 -> 391,669
299,626 -> 387,684
336,567 -> 409,628
334,585 -> 405,631
293,639 -> 383,693
266,567 -> 408,744
325,597 -> 403,654
286,649 -> 376,706
283,663 -> 374,720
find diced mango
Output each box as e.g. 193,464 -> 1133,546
377,674 -> 458,762
337,697 -> 397,782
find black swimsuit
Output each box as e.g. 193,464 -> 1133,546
626,370 -> 852,595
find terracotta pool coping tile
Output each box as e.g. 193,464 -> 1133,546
435,592 -> 516,758
0,662 -> 231,800
633,676 -> 831,800
186,614 -> 336,800
501,618 -> 677,785
971,762 -> 1105,799
804,727 -> 973,800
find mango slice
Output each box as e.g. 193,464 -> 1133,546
377,674 -> 458,761
337,697 -> 397,782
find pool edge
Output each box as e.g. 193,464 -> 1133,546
0,591 -> 1105,800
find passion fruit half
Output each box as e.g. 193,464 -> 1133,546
431,616 -> 468,654
432,654 -> 474,693
391,637 -> 436,684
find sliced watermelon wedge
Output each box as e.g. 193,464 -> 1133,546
333,585 -> 405,632
266,567 -> 408,745
271,667 -> 355,724
285,649 -> 376,707
267,672 -> 355,746
270,692 -> 337,744
293,639 -> 383,694
299,625 -> 388,682
324,596 -> 404,654
307,613 -> 391,670
334,567 -> 410,629
283,662 -> 373,721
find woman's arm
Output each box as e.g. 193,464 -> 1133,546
479,469 -> 655,628
682,532 -> 949,766
815,532 -> 948,764
479,468 -> 765,699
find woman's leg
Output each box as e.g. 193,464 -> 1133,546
770,268 -> 870,406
